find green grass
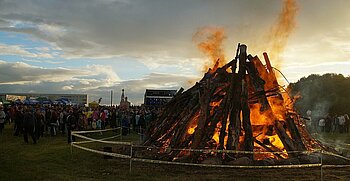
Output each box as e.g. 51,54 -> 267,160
1,125 -> 350,181
312,131 -> 350,149
0,125 -> 144,180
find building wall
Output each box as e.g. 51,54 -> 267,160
144,89 -> 176,106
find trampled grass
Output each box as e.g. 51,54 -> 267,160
1,124 -> 349,181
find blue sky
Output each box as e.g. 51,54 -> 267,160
0,0 -> 350,105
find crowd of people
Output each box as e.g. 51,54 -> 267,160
0,104 -> 160,144
317,114 -> 350,133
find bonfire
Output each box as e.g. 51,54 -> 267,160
143,44 -> 349,165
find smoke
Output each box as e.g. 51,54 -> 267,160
294,78 -> 332,119
193,27 -> 227,73
265,0 -> 298,68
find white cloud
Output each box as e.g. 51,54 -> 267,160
0,61 -> 121,86
62,85 -> 74,90
0,43 -> 53,58
0,60 -> 199,105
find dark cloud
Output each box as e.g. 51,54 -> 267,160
0,0 -> 283,60
1,0 -> 350,104
0,60 -> 196,104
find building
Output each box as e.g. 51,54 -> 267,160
119,89 -> 130,109
144,89 -> 177,106
0,93 -> 88,105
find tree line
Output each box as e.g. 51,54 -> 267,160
288,73 -> 350,119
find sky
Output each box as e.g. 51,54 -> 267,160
0,0 -> 350,105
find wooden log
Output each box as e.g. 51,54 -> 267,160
274,120 -> 298,157
145,92 -> 198,145
285,115 -> 306,151
170,106 -> 199,147
226,44 -> 247,151
241,77 -> 253,160
247,55 -> 271,112
254,138 -> 284,159
192,79 -> 211,149
263,52 -> 278,87
164,97 -> 200,144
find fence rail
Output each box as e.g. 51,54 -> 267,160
70,127 -> 350,181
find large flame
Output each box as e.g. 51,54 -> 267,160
193,27 -> 227,73
177,0 -> 298,160
265,0 -> 298,68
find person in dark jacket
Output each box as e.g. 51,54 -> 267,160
35,108 -> 44,139
14,106 -> 24,136
23,107 -> 36,144
66,110 -> 77,143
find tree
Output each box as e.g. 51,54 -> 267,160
289,73 -> 350,118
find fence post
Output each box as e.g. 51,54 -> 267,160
129,143 -> 133,174
320,150 -> 323,181
120,127 -> 122,141
139,125 -> 142,144
70,132 -> 73,158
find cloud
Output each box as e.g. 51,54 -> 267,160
0,59 -> 198,104
23,58 -> 63,64
1,0 -> 350,105
0,61 -> 121,85
62,85 -> 74,90
0,43 -> 53,58
0,0 -> 284,63
84,72 -> 199,105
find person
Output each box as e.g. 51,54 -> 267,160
34,108 -> 44,139
110,108 -> 116,128
49,108 -> 59,136
100,109 -> 106,129
66,110 -> 77,143
306,110 -> 313,132
8,106 -> 15,125
0,106 -> 6,134
344,114 -> 350,133
318,118 -> 325,132
14,106 -> 24,136
325,114 -> 332,133
332,115 -> 339,133
59,109 -> 66,135
338,115 -> 346,133
325,114 -> 333,133
122,115 -> 129,136
135,112 -> 140,133
23,107 -> 37,144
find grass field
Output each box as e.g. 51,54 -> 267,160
1,124 -> 350,181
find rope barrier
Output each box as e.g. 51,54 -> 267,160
131,144 -> 317,155
72,127 -> 121,134
315,138 -> 350,151
72,132 -> 131,145
131,158 -> 322,169
321,150 -> 350,161
73,134 -> 121,145
70,128 -> 350,171
71,143 -> 131,159
322,165 -> 350,168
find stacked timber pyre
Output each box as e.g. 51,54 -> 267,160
143,44 -> 348,165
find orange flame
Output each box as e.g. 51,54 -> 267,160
193,27 -> 226,73
266,0 -> 298,68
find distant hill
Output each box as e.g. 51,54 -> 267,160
288,73 -> 350,118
